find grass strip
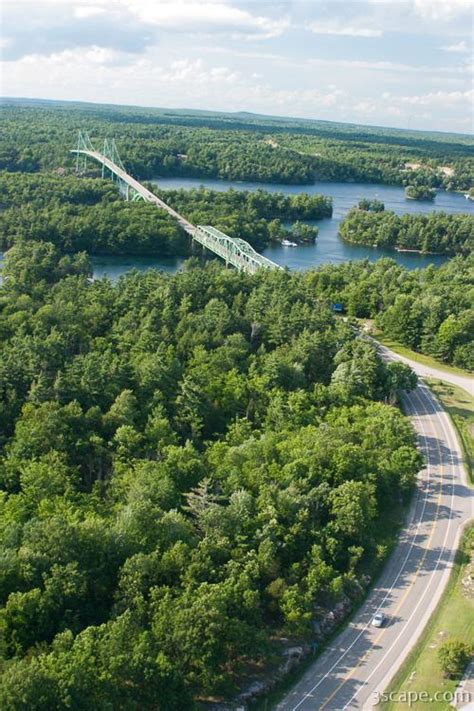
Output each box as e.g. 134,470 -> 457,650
427,379 -> 474,484
384,378 -> 473,709
374,334 -> 472,379
384,525 -> 473,710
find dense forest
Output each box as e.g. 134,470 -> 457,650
1,96 -> 473,711
0,173 -> 331,254
262,134 -> 474,192
0,243 -> 421,709
1,101 -> 472,189
404,185 -> 436,201
153,186 -> 332,245
339,208 -> 474,256
0,173 -> 187,257
307,256 -> 474,370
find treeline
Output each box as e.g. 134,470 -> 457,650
0,202 -> 189,257
1,103 -> 472,189
157,186 -> 332,221
5,98 -> 472,152
0,171 -> 119,207
0,173 -> 331,254
339,208 -> 474,256
275,134 -> 474,192
308,256 -> 474,369
0,173 -> 188,257
0,242 -> 419,708
132,138 -> 316,184
155,186 -> 332,246
0,110 -> 316,185
405,184 -> 435,201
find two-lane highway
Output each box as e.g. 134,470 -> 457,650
374,341 -> 473,398
277,350 -> 473,710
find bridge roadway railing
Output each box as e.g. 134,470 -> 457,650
71,149 -> 196,235
71,148 -> 282,274
194,225 -> 282,275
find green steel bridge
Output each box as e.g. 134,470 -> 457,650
71,131 -> 281,275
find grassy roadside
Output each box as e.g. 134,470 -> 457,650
427,380 -> 474,484
383,526 -> 474,710
383,379 -> 474,709
374,333 -> 472,379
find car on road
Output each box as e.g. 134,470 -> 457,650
371,612 -> 386,628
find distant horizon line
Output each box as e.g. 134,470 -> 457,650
1,94 -> 472,140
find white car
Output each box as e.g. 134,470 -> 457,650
371,612 -> 386,628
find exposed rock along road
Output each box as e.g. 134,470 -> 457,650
276,345 -> 473,710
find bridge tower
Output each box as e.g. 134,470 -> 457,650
71,131 -> 281,274
74,130 -> 95,173
74,130 -> 142,202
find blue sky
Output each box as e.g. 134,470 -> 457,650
1,0 -> 473,132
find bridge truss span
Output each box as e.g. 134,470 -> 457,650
71,130 -> 281,275
194,225 -> 282,275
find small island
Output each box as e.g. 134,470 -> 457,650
268,218 -> 319,245
405,184 -> 436,201
338,207 -> 472,255
357,198 -> 385,212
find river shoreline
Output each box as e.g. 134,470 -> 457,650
1,177 -> 471,281
338,238 -> 450,256
394,248 -> 447,255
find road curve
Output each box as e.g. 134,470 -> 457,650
374,341 -> 473,398
276,350 -> 473,711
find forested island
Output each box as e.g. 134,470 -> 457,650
0,242 -> 420,708
404,184 -> 436,201
358,198 -> 385,212
0,173 -> 331,254
153,186 -> 331,245
339,208 -> 474,256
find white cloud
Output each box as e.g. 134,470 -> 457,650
74,6 -> 107,19
366,0 -> 472,21
157,58 -> 240,85
413,0 -> 473,20
202,47 -> 286,63
121,0 -> 289,39
2,47 -> 471,131
308,58 -> 462,75
396,89 -> 474,106
4,0 -> 289,41
307,22 -> 382,38
441,41 -> 469,53
16,45 -> 133,66
83,46 -> 128,64
202,49 -> 468,78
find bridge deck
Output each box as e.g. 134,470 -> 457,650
194,225 -> 281,275
72,148 -> 281,274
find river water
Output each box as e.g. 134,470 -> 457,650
1,179 -> 471,280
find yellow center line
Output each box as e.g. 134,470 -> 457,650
317,388 -> 446,710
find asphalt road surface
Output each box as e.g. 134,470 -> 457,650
374,341 -> 473,398
276,347 -> 473,711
